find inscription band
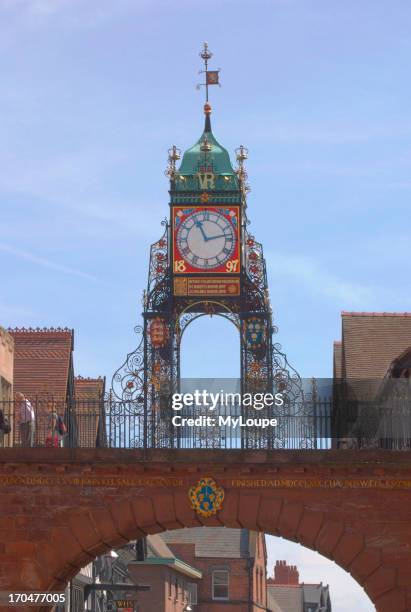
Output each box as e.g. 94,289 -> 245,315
1,475 -> 411,490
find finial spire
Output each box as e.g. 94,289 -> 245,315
200,42 -> 213,103
197,42 -> 220,104
197,42 -> 220,132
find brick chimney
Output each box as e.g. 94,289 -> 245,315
271,560 -> 300,585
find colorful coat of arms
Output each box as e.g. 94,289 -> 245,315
244,317 -> 266,349
188,477 -> 225,518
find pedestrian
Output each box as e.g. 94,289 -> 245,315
15,392 -> 35,447
46,401 -> 66,448
0,406 -> 11,448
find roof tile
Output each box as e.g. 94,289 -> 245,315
9,328 -> 74,400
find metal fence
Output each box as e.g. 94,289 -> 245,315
0,399 -> 106,449
0,397 -> 410,450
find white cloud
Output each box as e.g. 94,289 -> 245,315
0,148 -> 165,237
0,241 -> 97,281
266,252 -> 374,307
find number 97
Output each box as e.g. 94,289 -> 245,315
226,259 -> 238,272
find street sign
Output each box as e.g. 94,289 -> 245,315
116,600 -> 135,610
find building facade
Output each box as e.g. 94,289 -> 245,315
128,534 -> 201,612
333,312 -> 411,448
0,326 -> 13,446
134,527 -> 269,611
267,561 -> 331,612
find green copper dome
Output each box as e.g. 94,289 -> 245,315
174,104 -> 239,193
178,126 -> 236,176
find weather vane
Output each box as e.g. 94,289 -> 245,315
197,42 -> 221,103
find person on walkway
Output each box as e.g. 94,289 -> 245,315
15,392 -> 35,447
0,406 -> 11,448
0,408 -> 5,448
46,401 -> 66,448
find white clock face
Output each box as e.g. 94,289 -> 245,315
176,209 -> 236,270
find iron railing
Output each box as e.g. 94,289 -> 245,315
0,396 -> 410,450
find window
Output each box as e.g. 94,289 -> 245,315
259,568 -> 263,604
255,568 -> 259,602
187,582 -> 198,605
212,569 -> 229,600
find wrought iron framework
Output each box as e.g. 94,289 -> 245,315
108,134 -> 317,450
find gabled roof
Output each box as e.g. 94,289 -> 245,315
73,376 -> 105,448
8,327 -> 74,400
267,585 -> 303,612
147,534 -> 176,559
266,591 -> 285,612
302,583 -> 330,605
161,527 -> 251,559
341,312 -> 411,380
74,376 -> 105,400
129,534 -> 202,580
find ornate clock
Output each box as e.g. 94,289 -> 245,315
173,205 -> 240,274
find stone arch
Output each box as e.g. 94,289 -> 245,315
35,489 -> 408,612
1,449 -> 411,612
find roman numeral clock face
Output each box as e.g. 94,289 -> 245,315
173,206 -> 240,273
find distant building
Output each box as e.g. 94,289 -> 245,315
0,327 -> 14,446
56,546 -> 136,612
128,534 -> 201,611
333,312 -> 411,396
333,312 -> 411,448
0,327 -> 13,400
8,327 -> 75,445
74,375 -> 106,447
131,527 -> 268,611
267,561 -> 331,612
3,326 -> 105,448
67,527 -> 268,611
9,327 -> 75,403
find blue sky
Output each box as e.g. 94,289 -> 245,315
2,1 -> 410,608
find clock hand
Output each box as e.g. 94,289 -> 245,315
205,233 -> 226,241
195,221 -> 208,241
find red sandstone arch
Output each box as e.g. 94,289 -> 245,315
1,448 -> 411,612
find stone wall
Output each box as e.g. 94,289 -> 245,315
0,448 -> 410,612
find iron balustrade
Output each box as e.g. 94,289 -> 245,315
0,397 -> 410,450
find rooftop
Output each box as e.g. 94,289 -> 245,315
161,526 -> 251,559
9,327 -> 74,400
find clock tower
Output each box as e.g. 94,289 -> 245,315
171,100 -> 241,296
111,43 -> 304,449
